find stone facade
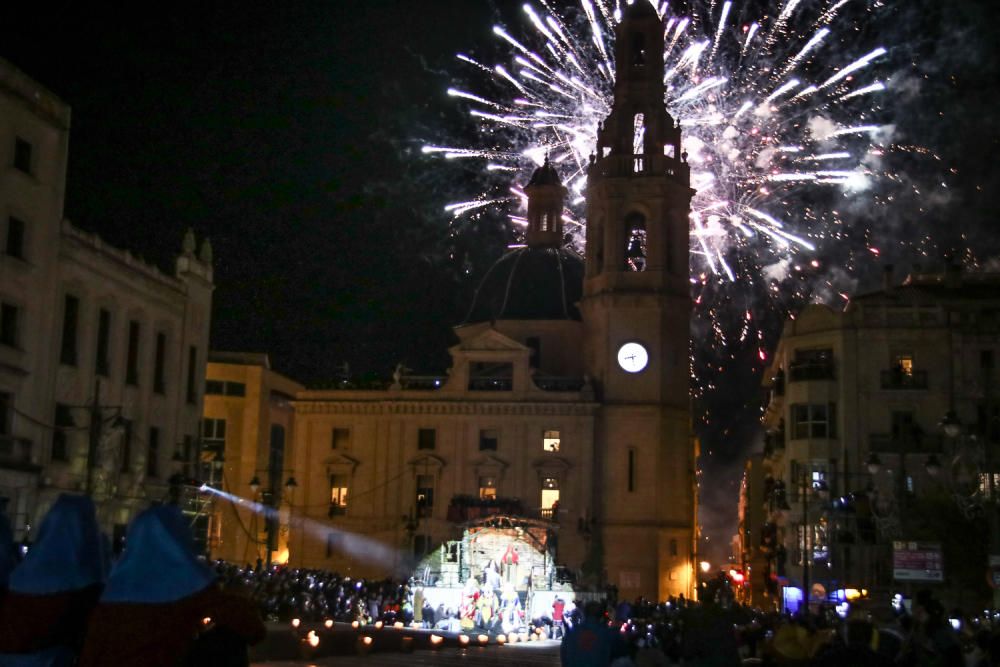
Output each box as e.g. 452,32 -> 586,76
201,353 -> 303,564
278,3 -> 698,601
0,57 -> 213,543
760,267 -> 1000,607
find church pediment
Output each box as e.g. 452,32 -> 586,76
450,326 -> 527,353
471,454 -> 510,476
324,453 -> 360,475
407,453 -> 447,473
531,456 -> 573,475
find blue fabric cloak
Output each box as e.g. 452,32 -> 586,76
9,494 -> 104,595
100,505 -> 216,603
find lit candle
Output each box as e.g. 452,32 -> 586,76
324,619 -> 334,629
374,621 -> 384,629
393,621 -> 404,629
478,634 -> 489,645
291,618 -> 301,629
430,634 -> 444,647
459,635 -> 470,646
306,631 -> 320,648
497,634 -> 506,645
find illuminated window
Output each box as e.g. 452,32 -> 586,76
624,212 -> 647,272
541,477 -> 560,517
543,430 -> 560,452
416,474 -> 434,518
894,354 -> 914,376
330,475 -> 349,515
632,113 -> 646,155
479,476 -> 497,500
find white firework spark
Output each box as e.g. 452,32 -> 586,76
425,0 -> 892,288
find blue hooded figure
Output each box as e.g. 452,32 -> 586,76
0,494 -> 105,665
79,504 -> 265,667
100,504 -> 215,603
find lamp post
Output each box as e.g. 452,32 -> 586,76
249,474 -> 297,567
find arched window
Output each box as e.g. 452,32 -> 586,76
624,212 -> 647,272
632,114 -> 646,156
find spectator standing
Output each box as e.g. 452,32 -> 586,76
561,600 -> 616,667
78,505 -> 265,667
0,494 -> 105,664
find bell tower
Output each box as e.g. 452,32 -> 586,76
580,0 -> 696,601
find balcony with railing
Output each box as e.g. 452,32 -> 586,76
446,495 -> 524,523
788,360 -> 835,382
879,369 -> 928,390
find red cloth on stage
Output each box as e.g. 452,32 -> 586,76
501,544 -> 519,565
0,585 -> 101,654
78,585 -> 265,667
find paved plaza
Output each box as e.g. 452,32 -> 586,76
252,640 -> 561,666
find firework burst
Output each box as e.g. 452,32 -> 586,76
425,0 -> 898,404
426,0 -> 891,276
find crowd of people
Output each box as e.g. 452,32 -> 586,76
5,497 -> 1000,666
211,559 -> 532,634
557,588 -> 1000,666
0,494 -> 265,666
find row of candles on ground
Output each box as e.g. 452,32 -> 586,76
286,616 -> 551,655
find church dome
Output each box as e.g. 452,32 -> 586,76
463,246 -> 584,323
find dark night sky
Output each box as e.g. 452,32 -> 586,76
3,1 -> 999,561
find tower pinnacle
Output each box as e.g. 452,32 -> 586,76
524,157 -> 568,248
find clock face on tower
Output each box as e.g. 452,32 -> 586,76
616,342 -> 649,373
